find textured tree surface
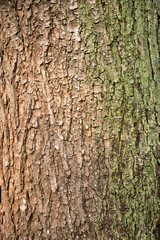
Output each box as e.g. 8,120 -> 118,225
0,0 -> 159,239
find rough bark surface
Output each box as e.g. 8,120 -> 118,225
0,0 -> 159,239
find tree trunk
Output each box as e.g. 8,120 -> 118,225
0,0 -> 159,239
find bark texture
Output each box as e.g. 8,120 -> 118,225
0,0 -> 159,239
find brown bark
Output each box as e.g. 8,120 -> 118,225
0,1 -> 107,239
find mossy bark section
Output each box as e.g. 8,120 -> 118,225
79,0 -> 160,239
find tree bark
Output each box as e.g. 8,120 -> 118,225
0,0 -> 159,239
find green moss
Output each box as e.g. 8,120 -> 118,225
78,0 -> 159,239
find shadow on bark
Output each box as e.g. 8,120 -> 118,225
155,162 -> 160,239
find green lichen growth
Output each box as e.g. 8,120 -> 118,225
78,0 -> 160,239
